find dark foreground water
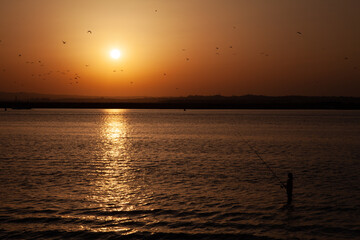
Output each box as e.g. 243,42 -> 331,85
0,109 -> 359,240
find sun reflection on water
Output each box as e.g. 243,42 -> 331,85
88,109 -> 135,209
79,110 -> 155,234
103,110 -> 128,158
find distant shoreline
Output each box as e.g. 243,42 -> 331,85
1,102 -> 360,110
1,95 -> 360,110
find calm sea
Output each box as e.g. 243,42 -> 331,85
0,109 -> 359,240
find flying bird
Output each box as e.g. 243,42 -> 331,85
297,32 -> 302,35
87,30 -> 92,34
18,54 -> 22,57
62,41 -> 66,44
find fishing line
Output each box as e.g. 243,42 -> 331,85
239,133 -> 286,191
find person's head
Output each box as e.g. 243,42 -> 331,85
288,173 -> 293,179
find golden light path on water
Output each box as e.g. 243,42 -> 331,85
84,109 -> 140,233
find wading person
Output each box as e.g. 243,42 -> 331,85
281,172 -> 293,204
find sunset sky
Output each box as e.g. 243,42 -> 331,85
0,0 -> 359,97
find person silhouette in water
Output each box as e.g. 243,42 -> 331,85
285,173 -> 293,204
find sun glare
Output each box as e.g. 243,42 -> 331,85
110,49 -> 121,59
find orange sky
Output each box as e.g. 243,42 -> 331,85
0,0 -> 359,97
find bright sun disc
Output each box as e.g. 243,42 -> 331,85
110,49 -> 121,59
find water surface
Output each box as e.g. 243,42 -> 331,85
0,109 -> 359,239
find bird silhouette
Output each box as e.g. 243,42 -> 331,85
62,41 -> 66,44
186,57 -> 190,61
18,54 -> 22,57
87,30 -> 92,34
297,32 -> 302,35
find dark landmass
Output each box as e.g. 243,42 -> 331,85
0,92 -> 359,109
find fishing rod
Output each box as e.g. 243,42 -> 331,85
241,135 -> 286,190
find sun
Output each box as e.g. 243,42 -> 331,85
110,49 -> 121,59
